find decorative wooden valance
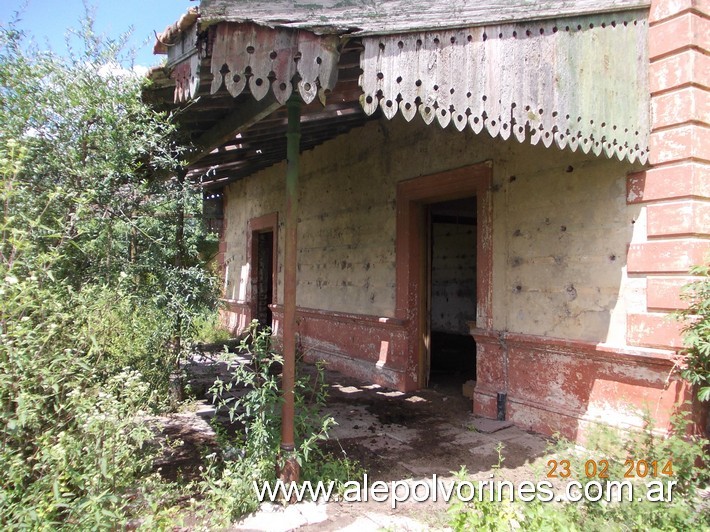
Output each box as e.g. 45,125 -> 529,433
209,23 -> 340,105
360,10 -> 650,163
166,8 -> 650,163
171,22 -> 340,106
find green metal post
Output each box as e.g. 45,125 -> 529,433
279,94 -> 301,483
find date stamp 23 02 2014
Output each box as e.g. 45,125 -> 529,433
544,459 -> 678,503
546,458 -> 675,480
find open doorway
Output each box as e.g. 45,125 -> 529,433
248,212 -> 278,331
395,163 -> 492,394
427,198 -> 477,394
254,230 -> 274,328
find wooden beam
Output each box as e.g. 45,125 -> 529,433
184,93 -> 282,166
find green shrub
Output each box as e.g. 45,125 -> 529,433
211,321 -> 336,471
676,264 -> 710,403
190,310 -> 233,345
0,17 -> 219,527
202,321 -> 360,522
0,273 -> 158,528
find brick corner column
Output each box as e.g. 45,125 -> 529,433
626,0 -> 710,350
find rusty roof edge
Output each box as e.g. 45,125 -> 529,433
197,15 -> 356,36
153,1 -> 652,54
154,7 -> 200,55
154,13 -> 352,57
348,3 -> 652,36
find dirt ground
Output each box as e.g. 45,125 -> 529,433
298,366 -> 554,531
156,355 -> 560,530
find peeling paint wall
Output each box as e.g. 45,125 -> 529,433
223,170 -> 283,304
223,113 -> 643,348
492,151 -> 643,344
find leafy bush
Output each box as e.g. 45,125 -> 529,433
190,309 -> 233,345
448,414 -> 709,531
676,264 -> 710,403
212,322 -> 335,467
0,271 -> 159,527
0,17 -> 219,528
203,321 -> 360,521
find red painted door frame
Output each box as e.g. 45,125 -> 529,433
395,163 -> 493,389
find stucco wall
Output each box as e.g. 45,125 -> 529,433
223,114 -> 643,347
492,145 -> 644,344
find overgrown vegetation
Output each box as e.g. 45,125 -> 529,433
203,321 -> 362,523
12,5 -> 708,529
448,413 -> 709,531
676,264 -> 710,403
0,14 -> 363,527
0,18 -> 219,527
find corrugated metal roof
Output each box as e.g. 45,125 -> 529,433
199,0 -> 650,35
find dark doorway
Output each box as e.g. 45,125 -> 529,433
427,197 -> 477,394
255,231 -> 274,328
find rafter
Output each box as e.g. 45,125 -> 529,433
184,93 -> 282,166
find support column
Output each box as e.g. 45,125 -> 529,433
627,0 -> 710,349
279,95 -> 301,483
173,167 -> 187,361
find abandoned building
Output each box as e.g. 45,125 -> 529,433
145,0 -> 709,441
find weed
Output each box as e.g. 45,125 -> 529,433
199,321 -> 362,522
447,412 -> 709,531
675,264 -> 710,403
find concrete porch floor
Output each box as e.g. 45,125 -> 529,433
313,366 -> 549,483
259,366 -> 553,531
172,355 -> 556,530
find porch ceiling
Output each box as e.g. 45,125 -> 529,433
144,38 -> 374,189
143,0 -> 652,188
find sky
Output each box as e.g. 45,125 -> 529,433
2,0 -> 198,68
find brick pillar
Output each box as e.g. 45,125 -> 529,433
627,0 -> 710,349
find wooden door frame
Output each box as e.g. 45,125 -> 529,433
395,163 -> 493,388
247,212 -> 279,325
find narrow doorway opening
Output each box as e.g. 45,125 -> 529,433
255,230 -> 274,328
427,197 -> 477,394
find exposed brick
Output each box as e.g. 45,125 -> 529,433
650,0 -> 710,23
651,87 -> 710,129
627,239 -> 710,273
627,312 -> 684,348
649,12 -> 710,59
650,50 -> 710,93
647,199 -> 710,236
626,164 -> 710,203
647,276 -> 698,309
649,124 -> 710,164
